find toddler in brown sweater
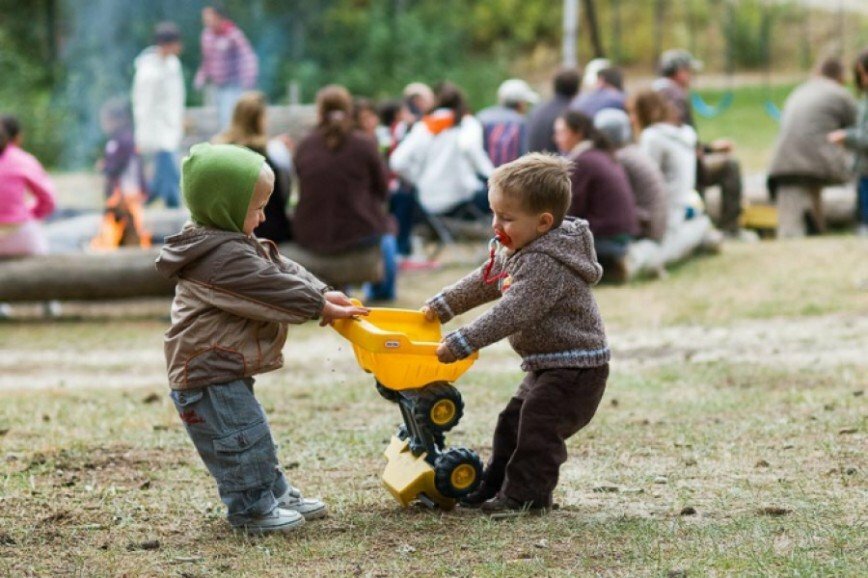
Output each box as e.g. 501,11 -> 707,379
423,153 -> 609,514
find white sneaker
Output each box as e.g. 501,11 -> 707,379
276,486 -> 327,520
0,303 -> 11,319
235,508 -> 305,534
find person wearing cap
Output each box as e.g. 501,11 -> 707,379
156,143 -> 368,534
132,21 -> 185,209
195,5 -> 259,129
594,108 -> 667,243
527,68 -> 581,153
477,78 -> 539,167
653,48 -> 744,236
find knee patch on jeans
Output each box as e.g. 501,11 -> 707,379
213,421 -> 277,493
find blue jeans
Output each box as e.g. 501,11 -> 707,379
364,234 -> 398,301
858,176 -> 868,225
214,84 -> 244,130
169,378 -> 290,526
389,184 -> 418,257
146,151 -> 180,208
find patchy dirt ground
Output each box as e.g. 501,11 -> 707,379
1,237 -> 866,576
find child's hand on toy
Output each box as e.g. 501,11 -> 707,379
320,300 -> 369,326
421,306 -> 438,322
436,342 -> 457,364
324,290 -> 355,307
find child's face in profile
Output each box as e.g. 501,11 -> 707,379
488,187 -> 554,251
242,166 -> 275,236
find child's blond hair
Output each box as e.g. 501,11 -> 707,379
488,153 -> 573,226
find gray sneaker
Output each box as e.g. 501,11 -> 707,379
276,486 -> 327,520
235,508 -> 305,534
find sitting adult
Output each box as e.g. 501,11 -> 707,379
768,57 -> 857,237
477,78 -> 538,167
594,108 -> 667,242
553,110 -> 638,281
570,67 -> 627,118
527,68 -> 580,153
390,82 -> 493,215
294,85 -> 396,301
629,90 -> 719,267
213,91 -> 292,243
0,116 -> 56,257
653,49 -> 743,236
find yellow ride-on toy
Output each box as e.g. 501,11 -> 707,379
332,304 -> 483,509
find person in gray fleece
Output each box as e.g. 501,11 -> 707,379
423,153 -> 609,514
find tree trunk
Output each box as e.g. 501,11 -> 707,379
582,0 -> 605,58
0,244 -> 382,303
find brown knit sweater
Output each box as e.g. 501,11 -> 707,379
426,218 -> 610,372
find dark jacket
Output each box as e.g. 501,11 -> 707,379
294,130 -> 391,254
567,145 -> 639,239
527,95 -> 573,153
427,218 -> 609,372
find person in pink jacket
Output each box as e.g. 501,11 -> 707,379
0,116 -> 56,257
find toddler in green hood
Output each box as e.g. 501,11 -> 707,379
157,142 -> 369,534
182,142 -> 267,233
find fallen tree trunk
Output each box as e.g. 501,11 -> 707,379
0,244 -> 381,303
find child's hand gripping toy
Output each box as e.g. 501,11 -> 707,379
332,302 -> 483,509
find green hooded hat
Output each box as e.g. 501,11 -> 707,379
181,143 -> 265,233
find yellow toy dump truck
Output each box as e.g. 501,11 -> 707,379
332,304 -> 483,509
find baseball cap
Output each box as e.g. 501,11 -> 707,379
659,49 -> 703,76
155,22 -> 181,45
497,79 -> 539,106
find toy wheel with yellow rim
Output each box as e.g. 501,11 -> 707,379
414,383 -> 464,433
434,448 -> 483,498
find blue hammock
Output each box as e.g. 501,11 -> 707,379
763,100 -> 782,122
690,91 -> 734,119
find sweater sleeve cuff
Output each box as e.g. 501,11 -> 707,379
443,329 -> 474,360
426,293 -> 455,323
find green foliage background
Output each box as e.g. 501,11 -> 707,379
0,0 -> 863,168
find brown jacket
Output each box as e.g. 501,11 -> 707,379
427,218 -> 610,372
155,223 -> 327,390
293,130 -> 392,254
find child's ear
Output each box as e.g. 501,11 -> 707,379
537,212 -> 555,233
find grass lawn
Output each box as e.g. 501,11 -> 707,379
694,83 -> 796,174
1,235 -> 866,577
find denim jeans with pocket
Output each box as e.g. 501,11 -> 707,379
170,378 -> 290,526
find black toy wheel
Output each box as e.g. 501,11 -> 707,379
375,381 -> 401,403
434,447 -> 483,498
413,383 -> 464,433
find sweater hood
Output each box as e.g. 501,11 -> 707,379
518,217 -> 603,285
155,222 -> 247,279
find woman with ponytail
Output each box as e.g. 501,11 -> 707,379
293,85 -> 397,300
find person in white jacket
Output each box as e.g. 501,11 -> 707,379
132,22 -> 185,208
627,89 -> 720,271
390,82 -> 494,215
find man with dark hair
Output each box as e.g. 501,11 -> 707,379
570,66 -> 626,118
768,56 -> 857,237
653,48 -> 745,236
527,68 -> 580,153
195,5 -> 259,129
